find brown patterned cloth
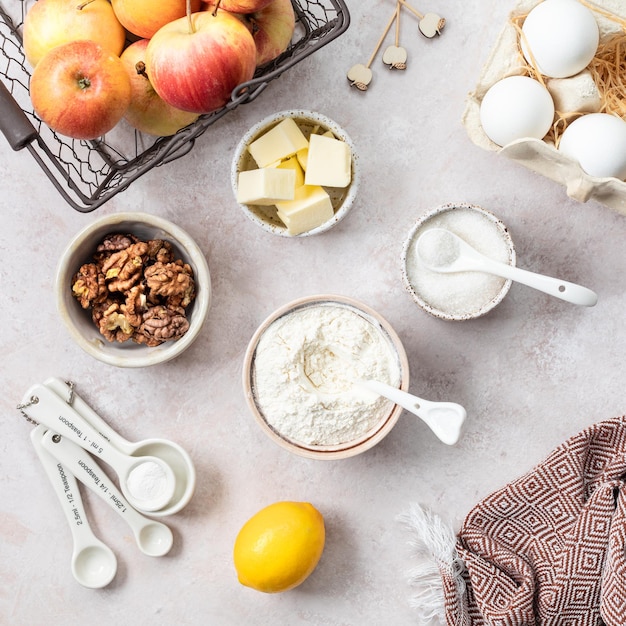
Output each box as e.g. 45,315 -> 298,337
441,416 -> 626,625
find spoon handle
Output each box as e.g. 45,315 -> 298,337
44,377 -> 135,455
358,379 -> 465,445
476,258 -> 598,307
30,425 -> 117,588
21,383 -> 131,469
40,430 -> 172,557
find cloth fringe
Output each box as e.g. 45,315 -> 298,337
399,503 -> 466,625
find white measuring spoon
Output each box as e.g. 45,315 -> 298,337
357,379 -> 466,445
30,425 -> 117,588
416,228 -> 598,306
21,383 -> 176,513
44,377 -> 196,517
40,429 -> 174,557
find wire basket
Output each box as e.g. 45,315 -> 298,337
0,0 -> 349,212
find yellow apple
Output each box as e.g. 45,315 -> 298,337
30,40 -> 131,140
23,0 -> 126,67
120,40 -> 199,136
111,0 -> 202,38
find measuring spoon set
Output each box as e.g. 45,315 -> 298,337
19,378 -> 196,588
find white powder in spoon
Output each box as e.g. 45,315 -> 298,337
252,304 -> 401,446
127,460 -> 170,503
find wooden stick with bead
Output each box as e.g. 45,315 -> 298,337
397,0 -> 446,38
383,1 -> 408,70
347,6 -> 398,90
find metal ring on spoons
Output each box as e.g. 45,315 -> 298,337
357,379 -> 466,445
22,384 -> 177,513
416,228 -> 598,306
30,425 -> 117,588
40,429 -> 174,557
44,377 -> 196,517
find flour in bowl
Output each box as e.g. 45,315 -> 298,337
252,303 -> 401,446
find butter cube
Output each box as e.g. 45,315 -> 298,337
272,155 -> 305,187
276,185 -> 334,235
296,147 -> 308,171
248,118 -> 309,168
304,134 -> 352,188
236,167 -> 296,205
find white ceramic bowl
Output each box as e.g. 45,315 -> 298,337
56,212 -> 211,367
231,110 -> 360,237
242,295 -> 409,460
401,203 -> 516,321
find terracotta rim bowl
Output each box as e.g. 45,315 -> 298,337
242,294 -> 410,460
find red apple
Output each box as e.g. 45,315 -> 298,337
23,0 -> 126,67
111,0 -> 202,39
120,40 -> 199,136
218,0 -> 273,13
30,40 -> 132,140
145,8 -> 257,114
237,0 -> 295,66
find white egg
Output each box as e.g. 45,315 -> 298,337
521,0 -> 599,79
558,113 -> 626,179
479,76 -> 555,147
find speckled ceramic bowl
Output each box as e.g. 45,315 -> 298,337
231,110 -> 360,237
56,212 -> 211,368
242,295 -> 409,460
401,203 -> 516,321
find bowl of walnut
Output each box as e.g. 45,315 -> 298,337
56,212 -> 211,367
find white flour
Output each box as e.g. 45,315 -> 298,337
252,304 -> 401,446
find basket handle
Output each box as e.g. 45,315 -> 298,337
0,80 -> 38,151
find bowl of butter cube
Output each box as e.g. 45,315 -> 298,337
231,110 -> 360,237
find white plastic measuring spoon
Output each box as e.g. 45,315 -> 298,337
30,425 -> 117,588
357,379 -> 466,445
44,378 -> 196,517
416,228 -> 598,306
21,384 -> 176,513
40,429 -> 173,557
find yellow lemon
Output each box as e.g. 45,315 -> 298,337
233,501 -> 325,593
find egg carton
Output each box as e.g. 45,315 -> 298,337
462,0 -> 626,215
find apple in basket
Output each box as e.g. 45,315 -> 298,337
120,40 -> 200,136
235,0 -> 295,66
145,6 -> 257,114
22,0 -> 126,67
111,0 -> 201,39
30,40 -> 131,140
219,0 -> 274,13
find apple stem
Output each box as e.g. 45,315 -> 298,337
212,0 -> 221,17
135,61 -> 149,80
76,0 -> 96,9
186,0 -> 194,33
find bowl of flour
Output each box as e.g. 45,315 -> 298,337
242,295 -> 409,460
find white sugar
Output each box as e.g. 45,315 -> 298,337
405,208 -> 512,317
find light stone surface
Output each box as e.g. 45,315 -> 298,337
2,0 -> 626,624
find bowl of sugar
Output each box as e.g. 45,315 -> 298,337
242,295 -> 409,460
401,203 -> 516,320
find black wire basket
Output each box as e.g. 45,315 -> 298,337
0,0 -> 349,212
